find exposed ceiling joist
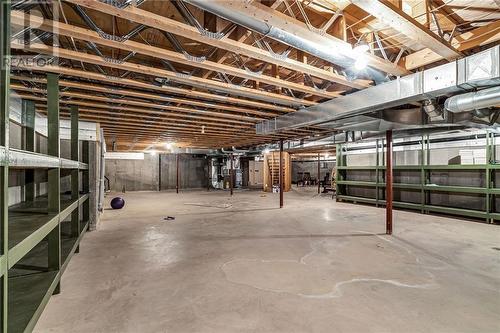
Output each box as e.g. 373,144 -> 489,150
404,20 -> 500,70
11,64 -> 294,113
11,11 -> 349,98
351,0 -> 461,60
65,0 -> 369,89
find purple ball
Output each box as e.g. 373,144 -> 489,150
110,197 -> 125,209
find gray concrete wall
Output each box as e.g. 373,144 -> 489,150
105,153 -> 159,192
105,153 -> 209,192
160,154 -> 208,190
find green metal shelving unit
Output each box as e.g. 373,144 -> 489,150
1,3 -> 91,331
336,133 -> 500,223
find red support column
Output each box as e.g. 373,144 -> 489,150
176,153 -> 179,194
317,153 -> 321,194
279,139 -> 284,208
386,130 -> 393,235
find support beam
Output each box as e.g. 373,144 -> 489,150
351,0 -> 461,60
386,130 -> 393,235
279,139 -> 284,208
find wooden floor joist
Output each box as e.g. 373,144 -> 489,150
65,0 -> 372,89
12,65 -> 295,113
12,42 -> 317,107
11,11 -> 347,99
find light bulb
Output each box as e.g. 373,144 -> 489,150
354,57 -> 368,71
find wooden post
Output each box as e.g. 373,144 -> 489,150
386,130 -> 393,235
279,139 -> 284,208
317,153 -> 321,194
176,154 -> 179,194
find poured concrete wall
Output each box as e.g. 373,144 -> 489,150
105,153 -> 208,192
105,154 -> 159,192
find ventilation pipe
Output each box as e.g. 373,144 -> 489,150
445,86 -> 500,113
184,0 -> 387,82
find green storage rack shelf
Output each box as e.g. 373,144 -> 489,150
1,6 -> 93,330
335,133 -> 500,223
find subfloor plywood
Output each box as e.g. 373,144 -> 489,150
35,188 -> 500,332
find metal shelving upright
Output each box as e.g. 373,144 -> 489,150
0,4 -> 91,331
336,133 -> 500,223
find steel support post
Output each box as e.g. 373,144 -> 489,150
0,2 -> 10,329
22,99 -> 35,202
317,153 -> 320,194
385,130 -> 393,235
279,139 -> 284,208
176,154 -> 179,194
70,106 -> 80,251
230,154 -> 233,196
47,73 -> 61,294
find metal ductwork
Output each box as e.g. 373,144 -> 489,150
256,45 -> 500,134
184,0 -> 388,82
445,86 -> 500,113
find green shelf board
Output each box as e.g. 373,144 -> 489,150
337,195 -> 489,220
8,270 -> 60,333
8,194 -> 88,269
423,185 -> 487,194
337,180 -> 378,187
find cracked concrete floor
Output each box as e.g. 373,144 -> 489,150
35,189 -> 500,332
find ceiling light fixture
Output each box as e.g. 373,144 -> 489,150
354,57 -> 368,71
353,40 -> 369,54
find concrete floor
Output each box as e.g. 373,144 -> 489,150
35,188 -> 500,332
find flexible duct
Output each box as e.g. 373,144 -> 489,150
445,86 -> 500,113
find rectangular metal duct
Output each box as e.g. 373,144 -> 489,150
256,45 -> 500,134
